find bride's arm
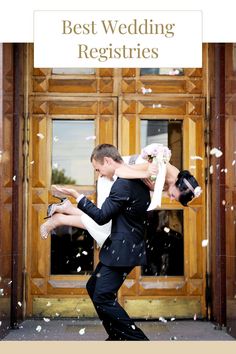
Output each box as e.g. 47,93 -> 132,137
115,163 -> 157,179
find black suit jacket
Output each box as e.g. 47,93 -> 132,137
77,178 -> 150,267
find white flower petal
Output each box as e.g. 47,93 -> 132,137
190,156 -> 203,160
77,266 -> 82,273
79,328 -> 86,335
164,227 -> 170,233
85,135 -> 96,141
43,317 -> 50,322
202,239 -> 208,247
36,325 -> 42,332
37,133 -> 44,140
210,148 -> 223,158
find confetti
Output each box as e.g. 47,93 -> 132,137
209,165 -> 214,174
159,316 -> 167,323
152,103 -> 162,108
36,325 -> 42,332
53,136 -> 59,142
79,328 -> 86,335
13,175 -> 17,181
210,148 -> 223,158
43,317 -> 50,322
76,253 -> 81,257
141,87 -> 152,94
85,136 -> 96,141
164,227 -> 170,233
231,206 -> 234,211
194,313 -> 197,321
37,133 -> 44,139
55,313 -> 60,317
171,318 -> 176,321
202,240 -> 208,247
170,336 -> 177,340
0,321 -> 1,327
18,301 -> 22,307
82,251 -> 88,255
77,266 -> 82,273
222,200 -> 226,205
232,160 -> 236,166
30,160 -> 35,165
131,325 -> 136,330
190,156 -> 203,160
8,280 -> 12,285
46,302 -> 51,307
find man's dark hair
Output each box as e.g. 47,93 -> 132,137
90,144 -> 123,164
175,170 -> 200,206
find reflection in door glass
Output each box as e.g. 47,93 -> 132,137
52,120 -> 95,185
140,68 -> 184,76
142,210 -> 184,276
51,226 -> 94,275
141,119 -> 183,170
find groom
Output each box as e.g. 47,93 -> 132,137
68,144 -> 150,340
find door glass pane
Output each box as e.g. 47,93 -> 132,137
52,120 -> 95,185
142,210 -> 184,276
51,227 -> 94,275
140,68 -> 184,76
52,68 -> 95,75
141,119 -> 183,170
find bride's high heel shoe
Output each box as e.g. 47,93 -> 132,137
44,195 -> 69,219
44,198 -> 72,219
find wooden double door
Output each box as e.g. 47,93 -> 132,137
26,46 -> 206,319
27,97 -> 206,318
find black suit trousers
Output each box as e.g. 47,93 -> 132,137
86,262 -> 149,341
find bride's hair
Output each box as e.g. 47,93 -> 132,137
91,144 -> 123,164
175,170 -> 200,206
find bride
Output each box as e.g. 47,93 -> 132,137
40,143 -> 202,247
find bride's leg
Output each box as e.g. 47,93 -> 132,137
40,213 -> 86,239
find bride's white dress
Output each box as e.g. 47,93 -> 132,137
80,176 -> 114,247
